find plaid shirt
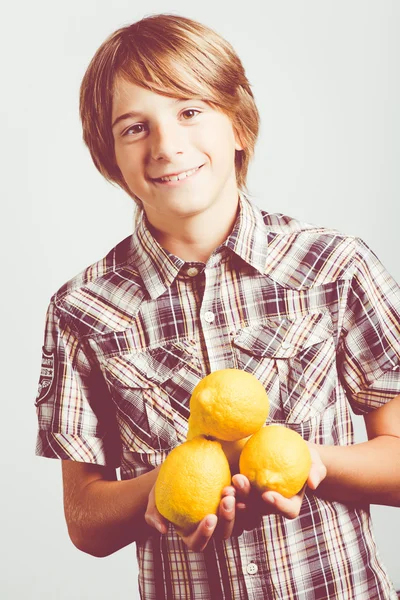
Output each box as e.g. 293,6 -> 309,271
35,194 -> 400,599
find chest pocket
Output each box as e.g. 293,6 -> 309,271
232,312 -> 337,430
103,340 -> 203,453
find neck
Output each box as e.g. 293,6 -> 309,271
145,190 -> 241,263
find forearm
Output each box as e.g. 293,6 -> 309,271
315,435 -> 400,506
67,467 -> 159,557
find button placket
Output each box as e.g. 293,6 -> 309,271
238,530 -> 268,598
199,260 -> 240,373
281,340 -> 291,350
198,266 -> 224,372
246,562 -> 258,575
203,311 -> 215,324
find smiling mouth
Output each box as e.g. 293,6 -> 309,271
152,165 -> 203,183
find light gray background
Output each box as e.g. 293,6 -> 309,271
2,0 -> 399,598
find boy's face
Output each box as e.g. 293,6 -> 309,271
111,78 -> 242,227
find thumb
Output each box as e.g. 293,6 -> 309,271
307,461 -> 327,490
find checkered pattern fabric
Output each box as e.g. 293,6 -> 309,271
35,195 -> 399,599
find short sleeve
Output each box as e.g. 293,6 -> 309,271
35,299 -> 121,467
339,239 -> 400,414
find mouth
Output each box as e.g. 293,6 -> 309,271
151,164 -> 204,184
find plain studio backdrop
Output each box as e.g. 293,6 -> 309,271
1,1 -> 399,598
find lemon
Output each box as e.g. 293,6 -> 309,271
218,436 -> 251,471
155,436 -> 231,534
239,425 -> 312,498
188,369 -> 269,442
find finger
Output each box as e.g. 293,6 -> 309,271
144,486 -> 169,534
307,461 -> 327,490
232,474 -> 251,501
147,512 -> 169,534
306,443 -> 327,490
217,495 -> 236,540
221,485 -> 236,498
232,477 -> 265,524
261,491 -> 303,520
182,514 -> 218,552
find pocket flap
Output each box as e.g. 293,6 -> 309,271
104,342 -> 191,388
233,312 -> 333,359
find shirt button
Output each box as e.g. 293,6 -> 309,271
246,562 -> 258,575
186,267 -> 199,277
203,311 -> 215,323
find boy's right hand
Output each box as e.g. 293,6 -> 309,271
145,483 -> 236,552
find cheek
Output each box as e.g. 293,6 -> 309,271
197,122 -> 236,159
114,146 -> 127,171
115,146 -> 140,178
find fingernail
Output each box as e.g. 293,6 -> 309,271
155,521 -> 164,533
265,493 -> 275,504
206,516 -> 217,529
223,497 -> 234,512
236,477 -> 245,490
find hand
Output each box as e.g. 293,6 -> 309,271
144,483 -> 237,552
232,441 -> 327,533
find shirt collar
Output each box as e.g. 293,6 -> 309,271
222,192 -> 268,275
129,193 -> 268,299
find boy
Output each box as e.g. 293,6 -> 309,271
35,14 -> 400,599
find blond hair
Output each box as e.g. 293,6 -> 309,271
80,14 -> 260,203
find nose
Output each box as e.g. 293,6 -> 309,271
150,121 -> 183,161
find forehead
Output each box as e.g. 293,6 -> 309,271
113,78 -> 168,103
113,78 -> 178,110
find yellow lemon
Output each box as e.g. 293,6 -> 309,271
239,425 -> 312,498
188,369 -> 269,442
218,436 -> 251,471
155,436 -> 231,534
186,421 -> 250,470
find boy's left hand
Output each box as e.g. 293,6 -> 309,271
231,442 -> 327,533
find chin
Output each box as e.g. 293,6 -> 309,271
161,195 -> 213,216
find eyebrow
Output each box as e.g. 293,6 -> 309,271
111,97 -> 200,130
112,110 -> 144,130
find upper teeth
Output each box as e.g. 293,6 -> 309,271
159,167 -> 200,182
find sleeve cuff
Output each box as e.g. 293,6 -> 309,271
35,430 -> 120,467
350,365 -> 400,415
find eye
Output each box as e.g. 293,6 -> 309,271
181,109 -> 201,120
123,123 -> 148,136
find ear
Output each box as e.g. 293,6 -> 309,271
234,126 -> 245,151
235,140 -> 244,151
